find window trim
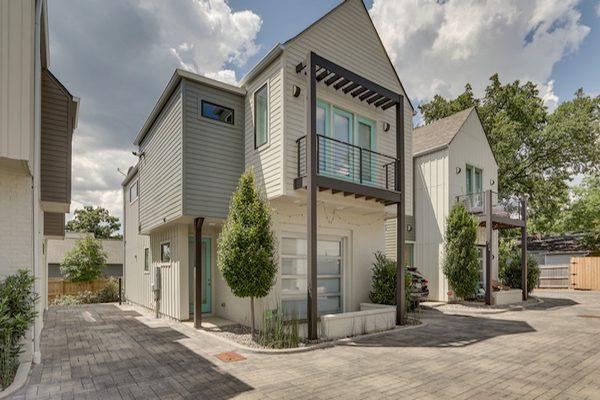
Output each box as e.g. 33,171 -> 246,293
253,83 -> 269,149
200,100 -> 235,125
160,241 -> 171,264
129,180 -> 139,204
144,248 -> 150,273
466,164 -> 483,194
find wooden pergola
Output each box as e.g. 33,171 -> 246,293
298,52 -> 406,340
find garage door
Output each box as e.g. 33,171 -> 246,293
280,236 -> 343,319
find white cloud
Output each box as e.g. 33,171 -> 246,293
370,0 -> 590,103
540,80 -> 559,112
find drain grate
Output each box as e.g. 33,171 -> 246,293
215,351 -> 247,362
577,315 -> 600,319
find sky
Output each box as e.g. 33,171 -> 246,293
47,0 -> 600,227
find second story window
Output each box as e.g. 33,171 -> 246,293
254,84 -> 268,148
129,180 -> 138,203
466,165 -> 483,194
201,100 -> 234,125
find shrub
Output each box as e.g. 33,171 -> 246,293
50,294 -> 80,306
0,270 -> 38,389
369,251 -> 411,310
97,278 -> 119,303
218,169 -> 277,336
443,203 -> 479,300
499,240 -> 540,294
257,308 -> 299,349
60,235 -> 107,282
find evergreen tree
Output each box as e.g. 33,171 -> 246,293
217,169 -> 277,336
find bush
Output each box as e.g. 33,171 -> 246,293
50,294 -> 80,306
369,251 -> 411,310
443,203 -> 479,300
257,308 -> 299,349
0,270 -> 38,389
97,278 -> 119,303
60,235 -> 107,282
499,240 -> 540,294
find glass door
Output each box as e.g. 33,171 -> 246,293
356,117 -> 375,183
188,236 -> 211,315
316,101 -> 329,174
331,107 -> 353,179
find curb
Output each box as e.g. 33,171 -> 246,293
0,361 -> 31,400
432,297 -> 544,316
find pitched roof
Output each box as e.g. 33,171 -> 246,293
412,108 -> 474,156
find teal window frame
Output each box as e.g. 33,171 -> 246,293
356,116 -> 376,184
317,100 -> 330,173
254,83 -> 268,149
466,164 -> 483,194
330,105 -> 354,180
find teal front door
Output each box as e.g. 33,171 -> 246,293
189,236 -> 211,314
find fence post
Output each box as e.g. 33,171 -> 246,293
118,277 -> 122,305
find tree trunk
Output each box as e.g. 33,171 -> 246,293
250,296 -> 255,339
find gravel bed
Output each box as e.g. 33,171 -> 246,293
430,297 -> 540,314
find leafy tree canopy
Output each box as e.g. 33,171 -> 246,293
217,169 -> 277,334
66,206 -> 122,239
419,75 -> 600,233
60,235 -> 107,282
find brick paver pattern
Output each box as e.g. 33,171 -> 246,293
14,291 -> 600,399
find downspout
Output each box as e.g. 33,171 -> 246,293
32,0 -> 43,364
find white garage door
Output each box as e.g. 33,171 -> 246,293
280,236 -> 343,319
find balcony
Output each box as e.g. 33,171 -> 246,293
294,134 -> 400,204
456,191 -> 525,229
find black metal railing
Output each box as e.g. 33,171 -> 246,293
455,191 -> 524,220
296,135 -> 399,191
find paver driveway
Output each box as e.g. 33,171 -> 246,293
15,291 -> 600,400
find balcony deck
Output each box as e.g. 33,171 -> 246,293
294,134 -> 401,205
456,192 -> 525,229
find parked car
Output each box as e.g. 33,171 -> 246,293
407,267 -> 429,307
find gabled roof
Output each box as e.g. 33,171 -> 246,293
412,108 -> 474,156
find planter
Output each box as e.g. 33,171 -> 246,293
492,289 -> 523,305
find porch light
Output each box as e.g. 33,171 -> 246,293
490,179 -> 495,185
406,224 -> 413,232
382,122 -> 390,132
292,85 -> 301,97
456,167 -> 462,174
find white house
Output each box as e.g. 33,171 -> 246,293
123,0 -> 414,340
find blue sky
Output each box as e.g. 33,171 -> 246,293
47,0 -> 600,222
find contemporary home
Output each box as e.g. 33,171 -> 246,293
0,0 -> 78,362
47,232 -> 124,278
123,0 -> 413,339
387,108 -> 528,304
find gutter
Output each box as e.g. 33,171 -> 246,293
238,43 -> 284,87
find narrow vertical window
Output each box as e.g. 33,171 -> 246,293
160,242 -> 171,263
144,248 -> 150,272
254,84 -> 268,148
129,180 -> 138,202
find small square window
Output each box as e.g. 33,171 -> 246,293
201,100 -> 234,125
144,248 -> 150,271
160,242 -> 171,263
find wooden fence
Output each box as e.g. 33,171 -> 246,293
48,278 -> 111,300
571,257 -> 600,291
538,265 -> 571,288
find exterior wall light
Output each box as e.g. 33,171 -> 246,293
406,224 -> 413,232
456,167 -> 461,174
292,85 -> 301,98
490,179 -> 495,185
382,122 -> 391,132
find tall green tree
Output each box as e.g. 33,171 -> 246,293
217,169 -> 277,336
66,206 -> 122,239
60,235 -> 107,282
443,203 -> 479,300
419,76 -> 600,232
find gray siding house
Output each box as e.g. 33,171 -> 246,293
123,0 -> 414,339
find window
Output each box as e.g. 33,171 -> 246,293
144,248 -> 150,272
254,84 -> 268,148
476,246 -> 486,291
160,242 -> 171,263
201,100 -> 234,125
404,243 -> 414,267
129,180 -> 138,202
357,117 -> 375,182
280,237 -> 343,319
466,165 -> 483,207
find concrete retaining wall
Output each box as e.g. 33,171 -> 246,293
320,304 -> 396,339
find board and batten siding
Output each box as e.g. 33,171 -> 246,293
138,84 -> 183,233
41,69 -> 73,205
244,55 -> 284,198
282,0 -> 413,214
0,0 -> 34,166
123,176 -> 152,312
414,150 -> 449,301
182,79 -> 244,219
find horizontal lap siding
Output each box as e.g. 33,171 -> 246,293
139,84 -> 183,231
183,79 -> 244,219
245,57 -> 284,198
0,0 -> 34,163
43,212 -> 65,237
283,0 -> 412,214
41,70 -> 72,204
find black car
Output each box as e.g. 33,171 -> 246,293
407,266 -> 429,307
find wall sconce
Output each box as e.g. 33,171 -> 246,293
292,85 -> 301,98
406,224 -> 413,232
382,122 -> 391,132
490,179 -> 495,185
456,167 -> 462,174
